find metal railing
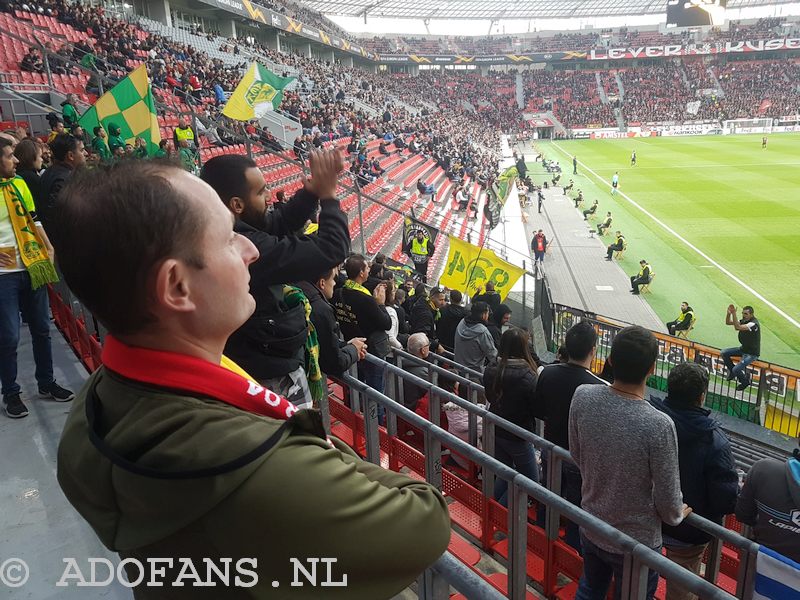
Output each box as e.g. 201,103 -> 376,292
338,354 -> 753,599
44,251 -> 782,600
551,304 -> 800,438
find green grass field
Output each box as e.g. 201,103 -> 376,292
536,134 -> 800,369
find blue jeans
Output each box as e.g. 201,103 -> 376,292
358,359 -> 385,425
0,272 -> 54,398
720,347 -> 758,385
493,435 -> 540,506
576,532 -> 659,600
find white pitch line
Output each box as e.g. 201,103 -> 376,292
595,162 -> 800,171
551,141 -> 800,331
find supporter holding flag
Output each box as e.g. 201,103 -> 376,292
53,159 -> 451,597
200,149 -> 350,409
90,126 -> 112,162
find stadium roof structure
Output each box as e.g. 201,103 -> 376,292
302,0 -> 787,20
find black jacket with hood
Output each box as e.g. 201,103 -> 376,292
486,303 -> 512,348
225,190 -> 350,380
296,280 -> 359,377
651,397 -> 739,545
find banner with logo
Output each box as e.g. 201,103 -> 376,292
403,217 -> 439,253
222,63 -> 294,121
440,236 -> 524,300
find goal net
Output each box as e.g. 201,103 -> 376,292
723,118 -> 773,135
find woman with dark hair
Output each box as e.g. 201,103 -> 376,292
482,328 -> 541,506
13,139 -> 43,202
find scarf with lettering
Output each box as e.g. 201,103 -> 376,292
0,177 -> 58,289
101,335 -> 299,420
343,278 -> 371,295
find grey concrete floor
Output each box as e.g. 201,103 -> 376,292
0,322 -> 130,599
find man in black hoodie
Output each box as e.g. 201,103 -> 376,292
472,281 -> 501,315
487,303 -> 512,348
334,254 -> 392,414
437,290 -> 467,352
652,363 -> 738,600
297,266 -> 366,379
200,150 -> 350,408
410,287 -> 445,351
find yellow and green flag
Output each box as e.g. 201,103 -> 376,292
78,64 -> 160,155
222,63 -> 295,121
440,235 -> 525,300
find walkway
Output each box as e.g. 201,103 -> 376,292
519,150 -> 665,332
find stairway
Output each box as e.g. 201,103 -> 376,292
614,71 -> 625,101
515,71 -> 525,109
614,107 -> 626,131
595,72 -> 608,104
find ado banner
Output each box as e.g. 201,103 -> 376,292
440,236 -> 524,300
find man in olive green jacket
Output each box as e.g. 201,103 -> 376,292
55,158 -> 450,599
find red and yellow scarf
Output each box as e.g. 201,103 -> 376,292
102,335 -> 299,420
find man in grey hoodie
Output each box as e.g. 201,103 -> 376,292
454,301 -> 498,374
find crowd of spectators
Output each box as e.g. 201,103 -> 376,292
358,19 -> 795,57
525,69 -> 617,128
4,1 -> 800,595
716,59 -> 800,120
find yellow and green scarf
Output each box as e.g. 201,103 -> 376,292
284,285 -> 324,405
343,279 -> 371,295
1,178 -> 58,289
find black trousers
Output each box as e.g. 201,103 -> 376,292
606,242 -> 623,258
630,275 -> 649,292
414,260 -> 429,283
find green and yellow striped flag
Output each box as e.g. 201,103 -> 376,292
222,63 -> 294,121
79,65 -> 160,155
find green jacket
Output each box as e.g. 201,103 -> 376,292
57,369 -> 450,599
91,136 -> 112,162
179,146 -> 198,172
62,102 -> 78,128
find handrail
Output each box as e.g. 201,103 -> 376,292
550,303 -> 800,438
429,553 -> 507,600
342,371 -> 739,600
364,350 -> 765,598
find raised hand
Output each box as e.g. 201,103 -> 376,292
303,149 -> 344,200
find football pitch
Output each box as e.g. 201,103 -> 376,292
536,134 -> 800,369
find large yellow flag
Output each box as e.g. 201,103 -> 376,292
222,63 -> 295,121
439,235 -> 525,300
